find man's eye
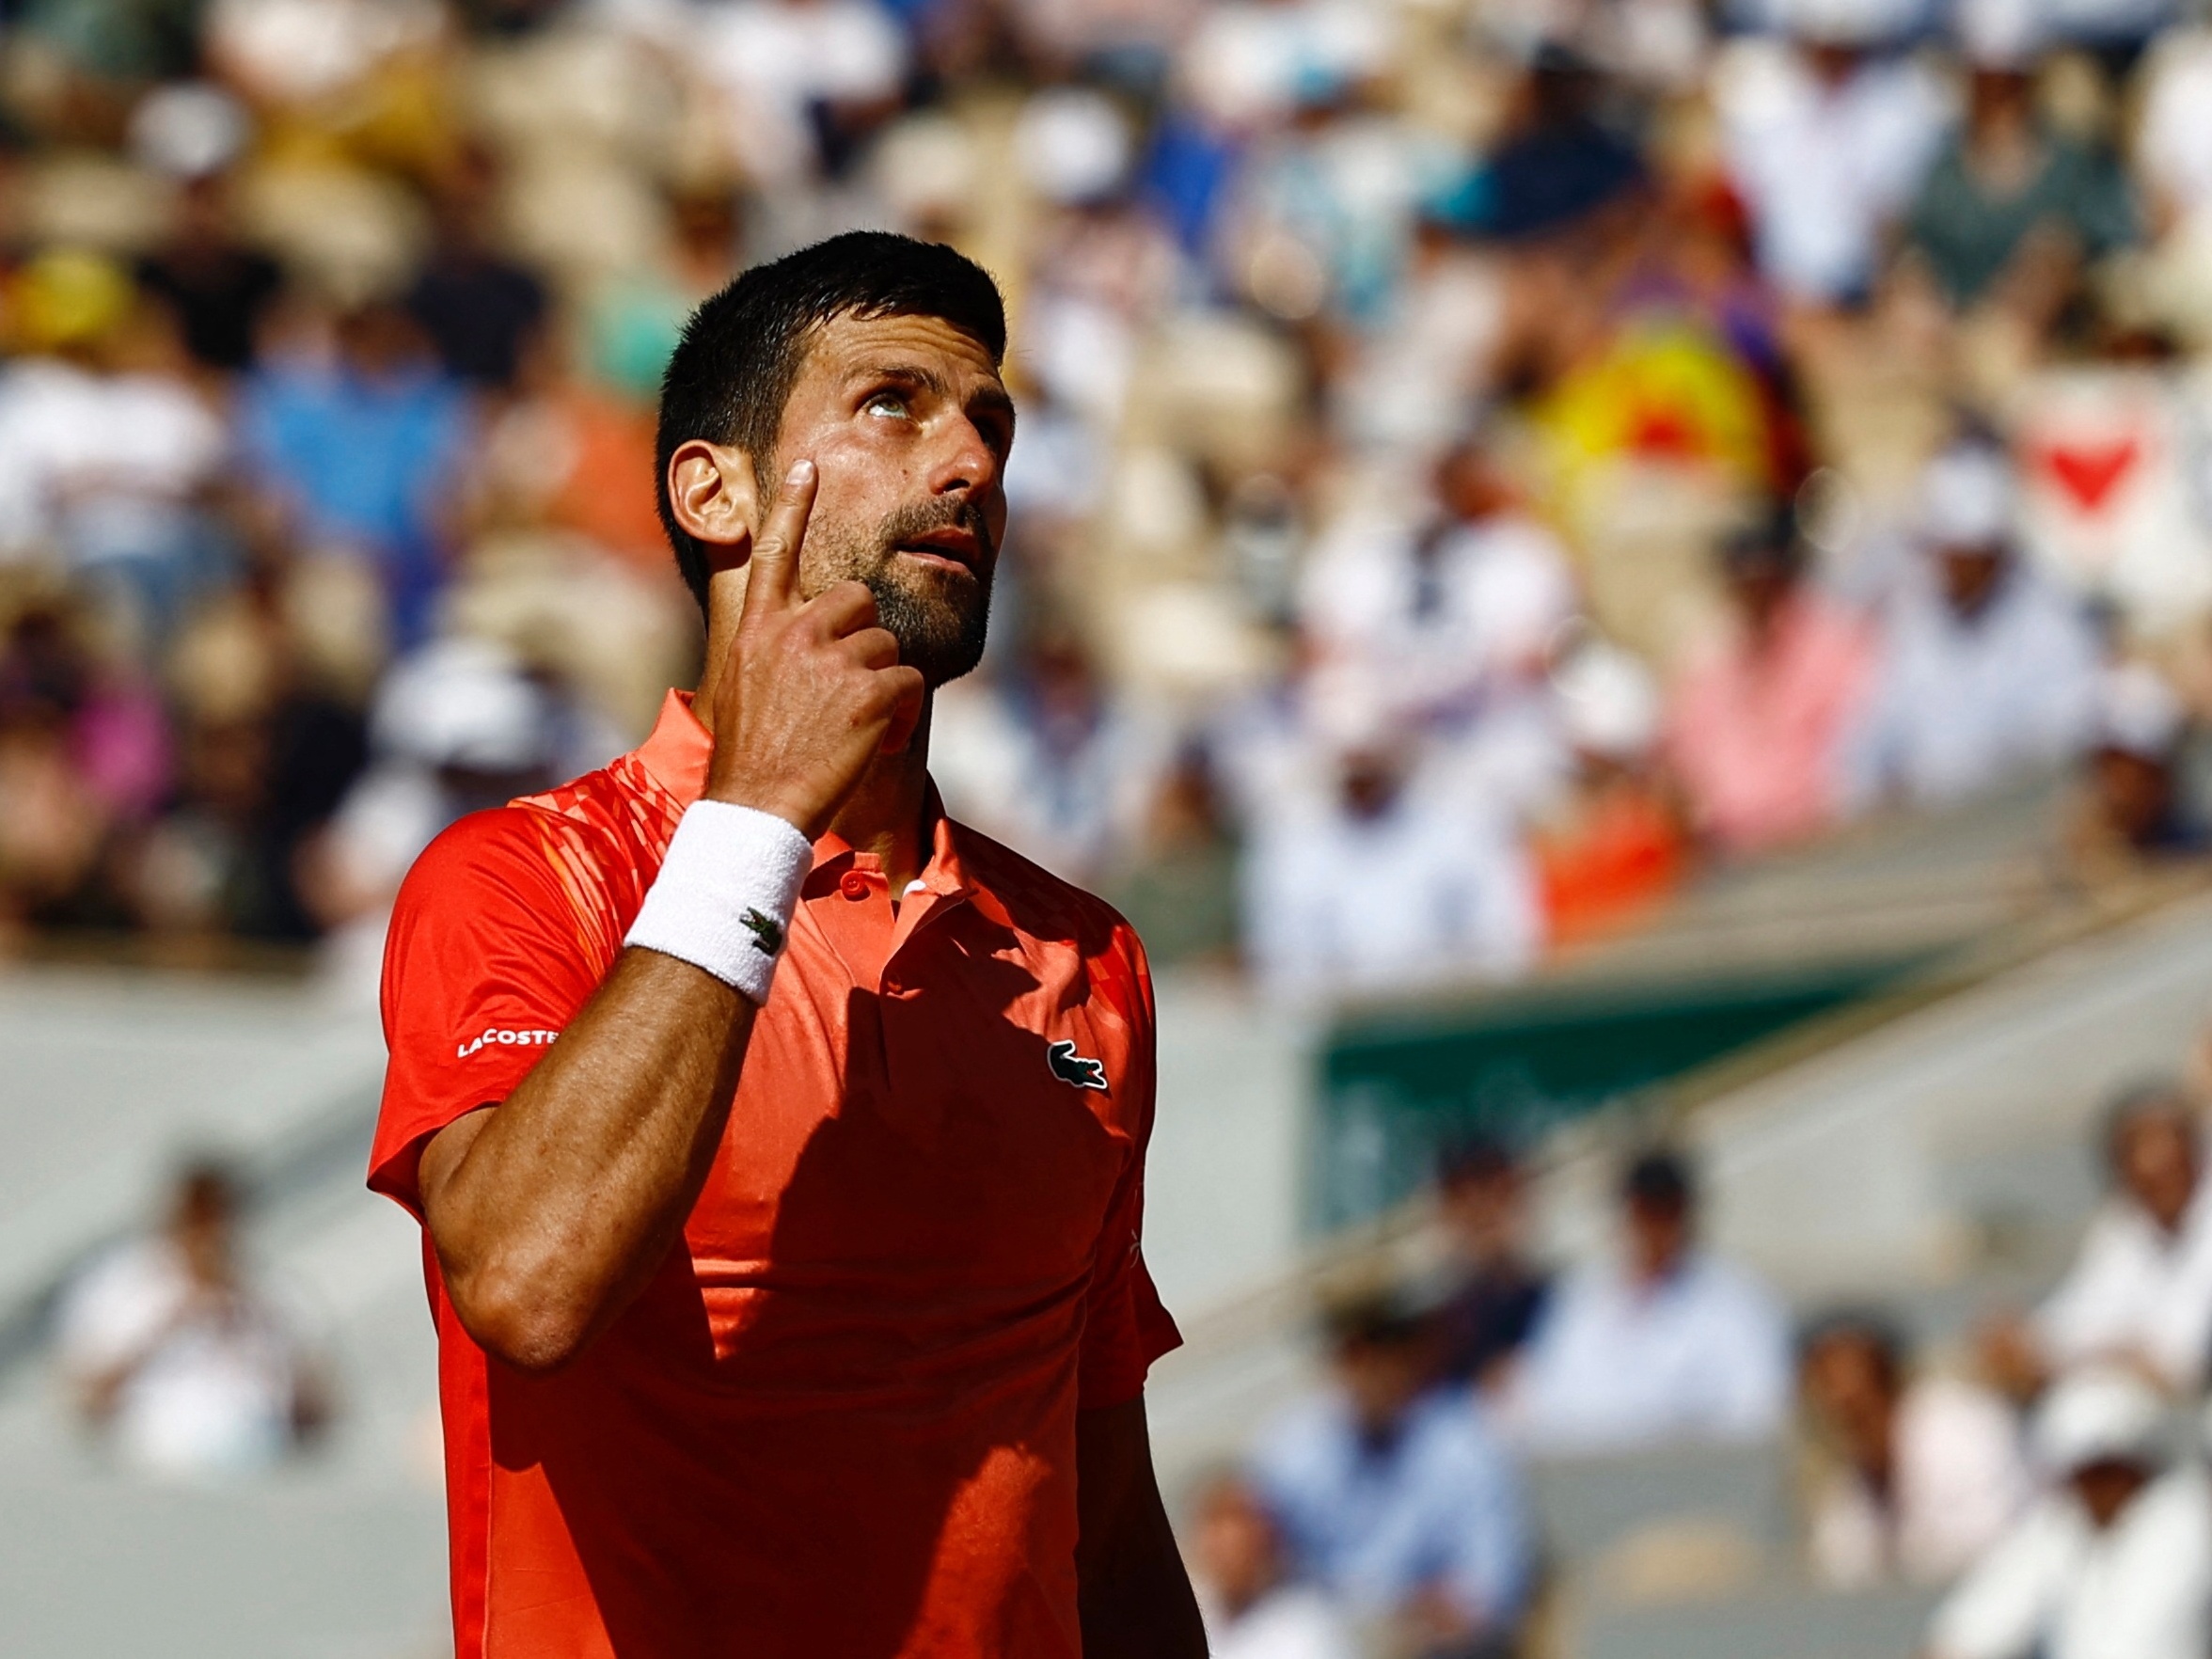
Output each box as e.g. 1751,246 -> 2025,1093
863,392 -> 909,419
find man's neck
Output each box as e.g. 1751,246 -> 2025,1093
693,627 -> 937,894
828,698 -> 935,898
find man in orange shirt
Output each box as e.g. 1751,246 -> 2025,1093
369,232 -> 1206,1658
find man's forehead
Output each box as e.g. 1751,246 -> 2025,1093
802,310 -> 1003,385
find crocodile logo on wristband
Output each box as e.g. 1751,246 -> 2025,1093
739,907 -> 785,957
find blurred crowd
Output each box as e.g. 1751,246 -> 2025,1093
2,0 -> 2211,998
1189,1060 -> 2212,1659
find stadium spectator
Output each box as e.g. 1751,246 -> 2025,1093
929,620 -> 1168,889
2071,659 -> 2205,865
1847,444 -> 2101,813
1903,6 -> 2137,314
1189,1471 -> 1359,1659
1297,434 -> 1578,748
1248,1288 -> 1532,1657
1240,722 -> 1540,1003
1714,3 -> 1951,306
1532,638 -> 1683,948
238,299 -> 470,648
1665,504 -> 1875,854
1926,1367 -> 2212,1659
1798,1310 -> 2030,1588
1983,1080 -> 2212,1398
0,0 -> 2201,997
55,1160 -> 325,1481
1430,1139 -> 1551,1393
1512,1147 -> 1792,1454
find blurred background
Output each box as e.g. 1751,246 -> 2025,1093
9,0 -> 2212,1653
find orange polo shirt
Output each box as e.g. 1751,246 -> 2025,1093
369,690 -> 1179,1659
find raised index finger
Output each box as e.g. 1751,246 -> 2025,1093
743,459 -> 816,618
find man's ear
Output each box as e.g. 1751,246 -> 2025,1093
667,440 -> 762,579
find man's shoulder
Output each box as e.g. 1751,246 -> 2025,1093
951,819 -> 1149,973
394,758 -> 664,931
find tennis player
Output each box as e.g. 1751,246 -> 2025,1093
369,231 -> 1206,1657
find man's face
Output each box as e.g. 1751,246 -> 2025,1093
2072,1458 -> 2152,1530
1625,1193 -> 1690,1282
2119,1111 -> 2199,1236
766,311 -> 1013,687
1335,1337 -> 1429,1435
1938,544 -> 2006,621
1802,1333 -> 1896,1470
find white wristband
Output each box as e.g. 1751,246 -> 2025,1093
624,800 -> 813,1004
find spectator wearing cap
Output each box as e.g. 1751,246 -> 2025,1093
1926,1367 -> 2212,1659
1664,503 -> 1877,854
296,634 -> 580,990
1902,0 -> 2137,315
1845,444 -> 2100,813
1298,434 -> 1580,750
2072,659 -> 2204,864
1511,1148 -> 1792,1455
1798,1311 -> 2029,1589
1531,639 -> 1684,949
1714,0 -> 1951,306
1248,1289 -> 1531,1658
1430,1139 -> 1552,1394
1983,1081 -> 2212,1398
1188,1471 -> 1359,1659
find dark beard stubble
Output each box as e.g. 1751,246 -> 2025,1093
807,496 -> 995,687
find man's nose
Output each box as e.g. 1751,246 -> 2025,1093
924,414 -> 1001,499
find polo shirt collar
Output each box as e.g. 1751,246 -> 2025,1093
631,687 -> 985,903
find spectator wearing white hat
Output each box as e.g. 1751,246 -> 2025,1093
296,634 -> 607,996
1926,1367 -> 2212,1659
2071,659 -> 2204,865
1530,640 -> 1685,949
1713,0 -> 1951,305
1845,444 -> 2100,814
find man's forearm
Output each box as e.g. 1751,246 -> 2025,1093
1078,1507 -> 1208,1659
419,948 -> 760,1371
1076,1398 -> 1208,1659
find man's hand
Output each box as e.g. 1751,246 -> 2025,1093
705,459 -> 925,837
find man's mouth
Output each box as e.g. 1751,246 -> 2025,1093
893,526 -> 983,575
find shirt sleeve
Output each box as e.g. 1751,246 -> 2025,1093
1925,1503 -> 2072,1659
1437,1419 -> 1534,1630
1077,925 -> 1182,1410
368,808 -> 609,1219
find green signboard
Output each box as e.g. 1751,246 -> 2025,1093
1311,958 -> 1920,1232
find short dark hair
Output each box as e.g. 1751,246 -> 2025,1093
1798,1306 -> 1906,1389
1319,1285 -> 1429,1354
1438,1133 -> 1519,1191
1720,501 -> 1804,580
654,231 -> 1008,616
1621,1146 -> 1696,1214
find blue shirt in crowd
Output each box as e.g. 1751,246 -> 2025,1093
241,358 -> 469,645
1249,1386 -> 1532,1631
